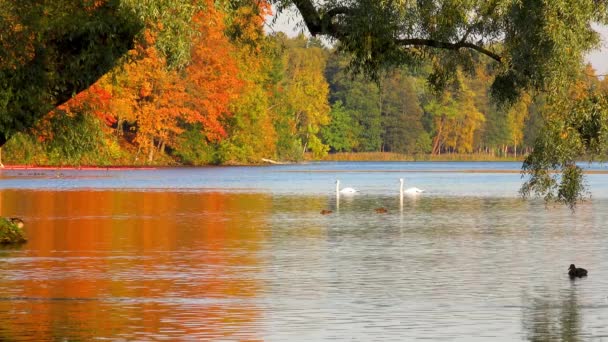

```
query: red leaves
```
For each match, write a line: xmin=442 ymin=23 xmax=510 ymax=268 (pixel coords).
xmin=57 ymin=84 xmax=115 ymax=126
xmin=35 ymin=0 xmax=278 ymax=163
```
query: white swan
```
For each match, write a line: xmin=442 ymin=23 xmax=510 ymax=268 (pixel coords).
xmin=400 ymin=178 xmax=424 ymax=195
xmin=336 ymin=180 xmax=358 ymax=194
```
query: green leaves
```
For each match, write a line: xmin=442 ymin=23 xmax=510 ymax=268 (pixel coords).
xmin=521 ymin=93 xmax=608 ymax=208
xmin=0 ymin=0 xmax=141 ymax=146
xmin=321 ymin=101 xmax=355 ymax=152
xmin=121 ymin=0 xmax=206 ymax=69
xmin=273 ymin=0 xmax=608 ymax=104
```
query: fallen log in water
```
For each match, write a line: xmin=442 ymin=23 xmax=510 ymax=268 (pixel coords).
xmin=261 ymin=158 xmax=290 ymax=165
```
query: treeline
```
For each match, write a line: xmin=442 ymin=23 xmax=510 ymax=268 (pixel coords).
xmin=4 ymin=1 xmax=607 ymax=166
xmin=324 ymin=58 xmax=608 ymax=158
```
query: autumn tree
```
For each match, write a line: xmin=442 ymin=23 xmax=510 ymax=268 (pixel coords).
xmin=0 ymin=0 xmax=140 ymax=147
xmin=506 ymin=93 xmax=532 ymax=157
xmin=281 ymin=35 xmax=331 ymax=158
xmin=424 ymin=92 xmax=459 ymax=155
xmin=185 ymin=0 xmax=243 ymax=143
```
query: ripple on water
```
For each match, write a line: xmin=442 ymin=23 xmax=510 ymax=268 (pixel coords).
xmin=1 ymin=187 xmax=608 ymax=340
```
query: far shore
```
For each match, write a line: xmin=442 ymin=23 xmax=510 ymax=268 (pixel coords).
xmin=0 ymin=165 xmax=157 ymax=171
xmin=1 ymin=152 xmax=529 ymax=170
xmin=308 ymin=152 xmax=526 ymax=162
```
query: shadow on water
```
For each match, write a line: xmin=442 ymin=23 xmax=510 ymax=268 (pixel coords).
xmin=522 ymin=286 xmax=583 ymax=342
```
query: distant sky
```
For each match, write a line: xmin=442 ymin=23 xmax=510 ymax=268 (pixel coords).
xmin=587 ymin=24 xmax=608 ymax=76
xmin=266 ymin=12 xmax=608 ymax=76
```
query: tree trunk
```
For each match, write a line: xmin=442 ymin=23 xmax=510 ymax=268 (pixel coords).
xmin=302 ymin=137 xmax=308 ymax=155
xmin=147 ymin=139 xmax=156 ymax=163
xmin=134 ymin=146 xmax=141 ymax=163
xmin=431 ymin=117 xmax=445 ymax=155
xmin=117 ymin=118 xmax=124 ymax=136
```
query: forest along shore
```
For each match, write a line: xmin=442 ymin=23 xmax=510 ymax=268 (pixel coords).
xmin=4 ymin=6 xmax=599 ymax=168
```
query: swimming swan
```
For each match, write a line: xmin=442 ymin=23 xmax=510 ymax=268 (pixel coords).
xmin=400 ymin=178 xmax=424 ymax=195
xmin=336 ymin=180 xmax=358 ymax=194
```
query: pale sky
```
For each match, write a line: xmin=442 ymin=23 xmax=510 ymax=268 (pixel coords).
xmin=587 ymin=24 xmax=608 ymax=76
xmin=266 ymin=12 xmax=608 ymax=76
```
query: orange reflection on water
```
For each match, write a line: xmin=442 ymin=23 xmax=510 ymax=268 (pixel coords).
xmin=0 ymin=190 xmax=268 ymax=340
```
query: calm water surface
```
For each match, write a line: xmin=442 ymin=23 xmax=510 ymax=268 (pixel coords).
xmin=1 ymin=162 xmax=608 ymax=341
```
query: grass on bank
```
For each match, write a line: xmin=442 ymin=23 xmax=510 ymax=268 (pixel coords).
xmin=308 ymin=152 xmax=526 ymax=162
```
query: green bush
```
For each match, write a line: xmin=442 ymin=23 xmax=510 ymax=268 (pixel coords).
xmin=0 ymin=218 xmax=27 ymax=245
xmin=3 ymin=133 xmax=47 ymax=165
xmin=172 ymin=124 xmax=218 ymax=165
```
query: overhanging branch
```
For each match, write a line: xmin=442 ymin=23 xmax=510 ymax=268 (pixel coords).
xmin=289 ymin=0 xmax=505 ymax=64
xmin=397 ymin=38 xmax=503 ymax=63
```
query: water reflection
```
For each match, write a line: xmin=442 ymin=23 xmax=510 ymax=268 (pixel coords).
xmin=523 ymin=287 xmax=583 ymax=342
xmin=0 ymin=190 xmax=267 ymax=340
xmin=1 ymin=189 xmax=608 ymax=340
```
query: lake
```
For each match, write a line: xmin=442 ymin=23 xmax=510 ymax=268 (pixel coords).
xmin=1 ymin=161 xmax=608 ymax=340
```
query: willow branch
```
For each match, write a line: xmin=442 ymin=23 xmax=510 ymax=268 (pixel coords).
xmin=397 ymin=38 xmax=503 ymax=63
xmin=291 ymin=0 xmax=504 ymax=64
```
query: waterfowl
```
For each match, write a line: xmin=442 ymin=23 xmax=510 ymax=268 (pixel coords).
xmin=320 ymin=209 xmax=333 ymax=215
xmin=374 ymin=207 xmax=388 ymax=214
xmin=8 ymin=217 xmax=24 ymax=229
xmin=568 ymin=264 xmax=588 ymax=278
xmin=400 ymin=178 xmax=424 ymax=195
xmin=336 ymin=180 xmax=358 ymax=194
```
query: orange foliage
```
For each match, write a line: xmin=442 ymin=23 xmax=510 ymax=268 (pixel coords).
xmin=58 ymin=84 xmax=115 ymax=126
xmin=29 ymin=0 xmax=274 ymax=162
xmin=34 ymin=82 xmax=114 ymax=142
xmin=186 ymin=0 xmax=244 ymax=142
xmin=229 ymin=0 xmax=272 ymax=51
xmin=84 ymin=0 xmax=107 ymax=11
xmin=118 ymin=29 xmax=195 ymax=159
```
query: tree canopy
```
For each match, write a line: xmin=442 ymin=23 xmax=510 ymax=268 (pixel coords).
xmin=274 ymin=0 xmax=607 ymax=97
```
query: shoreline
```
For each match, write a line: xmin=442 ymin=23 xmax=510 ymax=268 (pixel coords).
xmin=1 ymin=165 xmax=157 ymax=171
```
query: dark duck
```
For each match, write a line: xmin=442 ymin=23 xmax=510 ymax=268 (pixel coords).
xmin=568 ymin=264 xmax=588 ymax=278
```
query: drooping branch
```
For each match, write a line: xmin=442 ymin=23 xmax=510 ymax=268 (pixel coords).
xmin=289 ymin=0 xmax=504 ymax=64
xmin=396 ymin=38 xmax=503 ymax=63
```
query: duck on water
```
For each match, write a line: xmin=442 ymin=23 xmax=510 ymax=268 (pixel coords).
xmin=568 ymin=264 xmax=588 ymax=278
